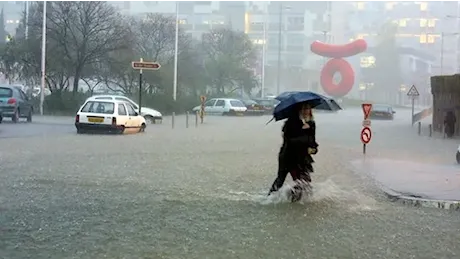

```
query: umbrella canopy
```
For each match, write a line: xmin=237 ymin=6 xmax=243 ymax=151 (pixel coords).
xmin=272 ymin=91 xmax=342 ymax=121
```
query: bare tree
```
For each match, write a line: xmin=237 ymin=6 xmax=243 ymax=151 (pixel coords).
xmin=201 ymin=28 xmax=257 ymax=95
xmin=32 ymin=1 xmax=132 ymax=95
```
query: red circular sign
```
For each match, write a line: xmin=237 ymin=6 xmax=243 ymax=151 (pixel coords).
xmin=361 ymin=127 xmax=372 ymax=144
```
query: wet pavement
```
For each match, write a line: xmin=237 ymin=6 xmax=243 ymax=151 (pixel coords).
xmin=1 ymin=112 xmax=460 ymax=258
xmin=352 ymin=159 xmax=460 ymax=201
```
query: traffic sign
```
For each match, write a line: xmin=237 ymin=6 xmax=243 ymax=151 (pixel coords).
xmin=362 ymin=119 xmax=371 ymax=127
xmin=200 ymin=95 xmax=207 ymax=103
xmin=362 ymin=103 xmax=372 ymax=119
xmin=361 ymin=127 xmax=372 ymax=144
xmin=131 ymin=61 xmax=161 ymax=70
xmin=407 ymin=84 xmax=420 ymax=97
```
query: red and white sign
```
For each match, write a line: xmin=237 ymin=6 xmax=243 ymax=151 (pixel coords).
xmin=362 ymin=103 xmax=372 ymax=119
xmin=361 ymin=127 xmax=372 ymax=144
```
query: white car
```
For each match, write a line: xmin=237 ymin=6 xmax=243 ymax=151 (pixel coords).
xmin=75 ymin=99 xmax=146 ymax=134
xmin=192 ymin=98 xmax=247 ymax=116
xmin=86 ymin=95 xmax=162 ymax=124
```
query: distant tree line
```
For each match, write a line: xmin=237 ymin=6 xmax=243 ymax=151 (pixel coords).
xmin=0 ymin=1 xmax=259 ymax=114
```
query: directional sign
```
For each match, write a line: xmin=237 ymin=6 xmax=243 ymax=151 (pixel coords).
xmin=361 ymin=127 xmax=372 ymax=144
xmin=362 ymin=103 xmax=373 ymax=119
xmin=407 ymin=84 xmax=420 ymax=97
xmin=131 ymin=61 xmax=161 ymax=70
xmin=200 ymin=95 xmax=207 ymax=103
xmin=362 ymin=119 xmax=371 ymax=127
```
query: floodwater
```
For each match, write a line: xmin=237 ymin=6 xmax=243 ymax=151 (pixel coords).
xmin=1 ymin=109 xmax=460 ymax=258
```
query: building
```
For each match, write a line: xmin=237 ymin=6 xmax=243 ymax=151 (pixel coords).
xmin=1 ymin=1 xmax=25 ymax=38
xmin=346 ymin=1 xmax=460 ymax=104
xmin=348 ymin=0 xmax=460 ymax=74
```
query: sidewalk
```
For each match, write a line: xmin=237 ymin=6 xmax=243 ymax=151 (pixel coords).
xmin=352 ymin=158 xmax=460 ymax=210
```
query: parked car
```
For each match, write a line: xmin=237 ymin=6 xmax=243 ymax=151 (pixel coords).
xmin=369 ymin=104 xmax=395 ymax=120
xmin=192 ymin=98 xmax=247 ymax=116
xmin=253 ymin=98 xmax=280 ymax=115
xmin=0 ymin=85 xmax=33 ymax=123
xmin=75 ymin=99 xmax=146 ymax=134
xmin=85 ymin=95 xmax=162 ymax=124
xmin=240 ymin=99 xmax=265 ymax=116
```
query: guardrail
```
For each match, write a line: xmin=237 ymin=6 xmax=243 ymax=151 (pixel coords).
xmin=412 ymin=107 xmax=433 ymax=124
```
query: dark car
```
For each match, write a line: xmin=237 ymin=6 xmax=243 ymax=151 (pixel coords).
xmin=241 ymin=99 xmax=265 ymax=116
xmin=0 ymin=85 xmax=33 ymax=123
xmin=253 ymin=98 xmax=280 ymax=115
xmin=369 ymin=104 xmax=395 ymax=120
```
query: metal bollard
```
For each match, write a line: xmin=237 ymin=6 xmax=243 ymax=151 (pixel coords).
xmin=417 ymin=122 xmax=421 ymax=135
xmin=429 ymin=124 xmax=432 ymax=137
xmin=186 ymin=111 xmax=189 ymax=128
xmin=172 ymin=112 xmax=175 ymax=129
xmin=195 ymin=111 xmax=198 ymax=128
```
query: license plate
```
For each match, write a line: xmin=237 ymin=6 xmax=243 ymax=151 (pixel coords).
xmin=88 ymin=117 xmax=103 ymax=123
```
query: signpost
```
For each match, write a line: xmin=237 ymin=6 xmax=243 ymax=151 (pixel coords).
xmin=131 ymin=58 xmax=161 ymax=114
xmin=361 ymin=103 xmax=373 ymax=154
xmin=361 ymin=127 xmax=372 ymax=154
xmin=407 ymin=84 xmax=420 ymax=125
xmin=200 ymin=95 xmax=206 ymax=124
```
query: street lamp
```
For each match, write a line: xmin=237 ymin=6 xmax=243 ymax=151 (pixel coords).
xmin=276 ymin=3 xmax=291 ymax=95
xmin=40 ymin=1 xmax=47 ymax=116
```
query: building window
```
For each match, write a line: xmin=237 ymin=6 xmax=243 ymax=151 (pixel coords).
xmin=253 ymin=39 xmax=266 ymax=45
xmin=398 ymin=19 xmax=407 ymax=27
xmin=360 ymin=56 xmax=376 ymax=68
xmin=420 ymin=18 xmax=427 ymax=27
xmin=124 ymin=1 xmax=130 ymax=9
xmin=428 ymin=19 xmax=436 ymax=27
xmin=356 ymin=2 xmax=365 ymax=10
xmin=356 ymin=33 xmax=367 ymax=39
xmin=179 ymin=19 xmax=187 ymax=24
xmin=419 ymin=34 xmax=427 ymax=43
xmin=427 ymin=34 xmax=435 ymax=43
xmin=385 ymin=2 xmax=395 ymax=10
xmin=420 ymin=2 xmax=428 ymax=11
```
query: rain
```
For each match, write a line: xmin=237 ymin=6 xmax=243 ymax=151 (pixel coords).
xmin=1 ymin=1 xmax=460 ymax=258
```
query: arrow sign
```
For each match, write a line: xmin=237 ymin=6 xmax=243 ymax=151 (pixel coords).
xmin=407 ymin=85 xmax=420 ymax=97
xmin=362 ymin=103 xmax=372 ymax=120
xmin=131 ymin=61 xmax=161 ymax=70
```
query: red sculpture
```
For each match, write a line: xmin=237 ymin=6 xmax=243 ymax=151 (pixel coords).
xmin=310 ymin=39 xmax=367 ymax=97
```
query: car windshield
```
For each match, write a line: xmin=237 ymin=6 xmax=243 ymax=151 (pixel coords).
xmin=230 ymin=100 xmax=246 ymax=108
xmin=0 ymin=87 xmax=12 ymax=98
xmin=256 ymin=99 xmax=275 ymax=106
xmin=81 ymin=101 xmax=115 ymax=114
xmin=373 ymin=105 xmax=391 ymax=112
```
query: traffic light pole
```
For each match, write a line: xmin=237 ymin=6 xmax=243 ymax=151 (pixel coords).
xmin=138 ymin=58 xmax=143 ymax=115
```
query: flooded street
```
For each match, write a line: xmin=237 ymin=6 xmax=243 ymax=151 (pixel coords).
xmin=1 ymin=110 xmax=460 ymax=258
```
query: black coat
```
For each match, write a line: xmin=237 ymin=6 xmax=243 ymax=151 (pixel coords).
xmin=279 ymin=116 xmax=318 ymax=170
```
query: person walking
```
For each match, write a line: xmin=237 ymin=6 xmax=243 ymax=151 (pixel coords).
xmin=268 ymin=102 xmax=318 ymax=200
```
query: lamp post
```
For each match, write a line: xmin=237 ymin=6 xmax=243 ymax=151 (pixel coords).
xmin=39 ymin=1 xmax=47 ymax=116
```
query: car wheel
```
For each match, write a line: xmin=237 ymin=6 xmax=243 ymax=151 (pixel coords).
xmin=140 ymin=123 xmax=146 ymax=132
xmin=0 ymin=115 xmax=3 ymax=124
xmin=144 ymin=115 xmax=155 ymax=124
xmin=456 ymin=151 xmax=460 ymax=164
xmin=27 ymin=111 xmax=32 ymax=123
xmin=77 ymin=128 xmax=85 ymax=134
xmin=12 ymin=110 xmax=19 ymax=123
xmin=117 ymin=126 xmax=125 ymax=134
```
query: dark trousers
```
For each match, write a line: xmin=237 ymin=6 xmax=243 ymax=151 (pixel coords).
xmin=269 ymin=154 xmax=312 ymax=194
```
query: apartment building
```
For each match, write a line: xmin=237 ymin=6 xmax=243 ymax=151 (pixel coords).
xmin=1 ymin=1 xmax=24 ymax=38
xmin=348 ymin=1 xmax=459 ymax=74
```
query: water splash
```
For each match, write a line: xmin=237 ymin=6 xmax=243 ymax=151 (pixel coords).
xmin=224 ymin=178 xmax=380 ymax=212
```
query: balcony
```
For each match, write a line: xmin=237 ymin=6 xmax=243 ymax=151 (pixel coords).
xmin=249 ymin=24 xmax=264 ymax=32
xmin=194 ymin=24 xmax=212 ymax=31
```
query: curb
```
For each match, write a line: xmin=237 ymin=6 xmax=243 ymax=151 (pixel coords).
xmin=381 ymin=186 xmax=460 ymax=211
